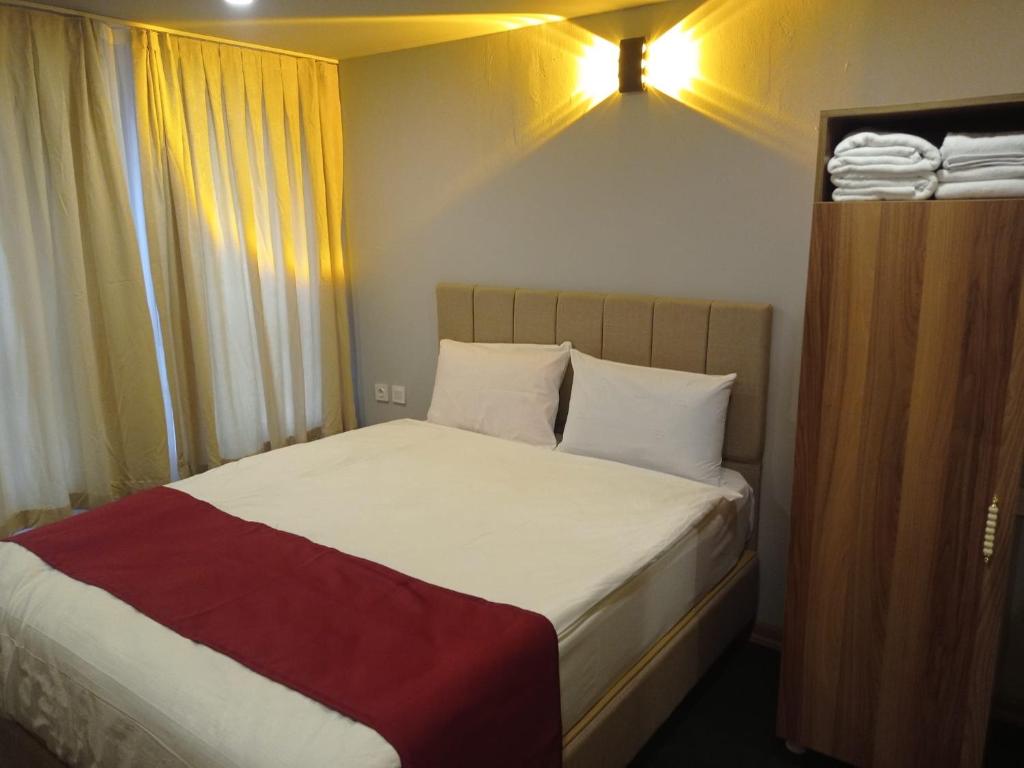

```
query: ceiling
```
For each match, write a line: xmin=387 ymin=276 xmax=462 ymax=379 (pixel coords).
xmin=44 ymin=1 xmax=661 ymax=59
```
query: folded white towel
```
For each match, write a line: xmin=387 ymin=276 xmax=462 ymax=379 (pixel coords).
xmin=943 ymin=156 xmax=1024 ymax=171
xmin=828 ymin=156 xmax=937 ymax=174
xmin=832 ymin=153 xmax=926 ymax=166
xmin=834 ymin=188 xmax=930 ymax=201
xmin=941 ymin=132 xmax=1024 ymax=170
xmin=827 ymin=134 xmax=942 ymax=200
xmin=838 ymin=145 xmax=919 ymax=159
xmin=937 ymin=166 xmax=1024 ymax=183
xmin=934 ymin=178 xmax=1024 ymax=199
xmin=833 ymin=180 xmax=937 ymax=201
xmin=831 ymin=169 xmax=937 ymax=183
xmin=941 ymin=132 xmax=1024 ymax=158
xmin=834 ymin=131 xmax=941 ymax=159
xmin=828 ymin=158 xmax=940 ymax=176
xmin=830 ymin=131 xmax=941 ymax=169
xmin=831 ymin=174 xmax=937 ymax=199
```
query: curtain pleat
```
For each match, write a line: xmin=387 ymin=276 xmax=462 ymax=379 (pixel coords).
xmin=313 ymin=61 xmax=358 ymax=434
xmin=132 ymin=29 xmax=356 ymax=474
xmin=133 ymin=30 xmax=221 ymax=471
xmin=221 ymin=47 xmax=286 ymax=450
xmin=0 ymin=8 xmax=170 ymax=535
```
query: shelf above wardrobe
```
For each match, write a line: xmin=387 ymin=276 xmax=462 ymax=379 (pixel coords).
xmin=814 ymin=93 xmax=1024 ymax=202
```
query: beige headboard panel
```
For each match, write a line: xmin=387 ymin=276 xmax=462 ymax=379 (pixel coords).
xmin=436 ymin=284 xmax=773 ymax=498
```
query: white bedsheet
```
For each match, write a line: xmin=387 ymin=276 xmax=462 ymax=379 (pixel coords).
xmin=0 ymin=419 xmax=749 ymax=768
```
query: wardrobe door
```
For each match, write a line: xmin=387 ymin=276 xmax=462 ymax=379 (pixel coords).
xmin=872 ymin=200 xmax=1024 ymax=768
xmin=779 ymin=200 xmax=1024 ymax=767
xmin=779 ymin=201 xmax=929 ymax=766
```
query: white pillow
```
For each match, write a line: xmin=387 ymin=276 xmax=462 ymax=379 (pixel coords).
xmin=427 ymin=340 xmax=571 ymax=448
xmin=556 ymin=349 xmax=736 ymax=484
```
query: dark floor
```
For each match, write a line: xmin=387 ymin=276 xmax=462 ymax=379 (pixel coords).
xmin=629 ymin=642 xmax=1024 ymax=767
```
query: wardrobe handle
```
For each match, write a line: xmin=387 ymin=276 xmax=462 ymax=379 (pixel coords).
xmin=983 ymin=496 xmax=999 ymax=565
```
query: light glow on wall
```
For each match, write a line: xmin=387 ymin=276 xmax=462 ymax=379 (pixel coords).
xmin=646 ymin=23 xmax=701 ymax=101
xmin=642 ymin=1 xmax=813 ymax=160
xmin=576 ymin=35 xmax=620 ymax=106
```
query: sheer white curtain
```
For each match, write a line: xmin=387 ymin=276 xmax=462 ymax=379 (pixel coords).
xmin=0 ymin=6 xmax=356 ymax=529
xmin=0 ymin=8 xmax=169 ymax=534
xmin=132 ymin=29 xmax=357 ymax=472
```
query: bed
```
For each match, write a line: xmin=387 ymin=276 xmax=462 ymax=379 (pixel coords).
xmin=0 ymin=283 xmax=773 ymax=768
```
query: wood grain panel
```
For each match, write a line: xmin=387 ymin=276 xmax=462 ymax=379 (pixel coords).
xmin=873 ymin=201 xmax=1024 ymax=767
xmin=949 ymin=204 xmax=1024 ymax=765
xmin=780 ymin=202 xmax=901 ymax=763
xmin=780 ymin=200 xmax=1024 ymax=768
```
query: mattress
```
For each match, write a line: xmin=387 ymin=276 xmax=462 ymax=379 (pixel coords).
xmin=0 ymin=419 xmax=751 ymax=768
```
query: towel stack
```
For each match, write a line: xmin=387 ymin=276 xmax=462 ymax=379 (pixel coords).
xmin=936 ymin=133 xmax=1024 ymax=199
xmin=828 ymin=132 xmax=940 ymax=201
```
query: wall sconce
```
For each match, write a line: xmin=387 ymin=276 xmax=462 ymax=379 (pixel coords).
xmin=579 ymin=25 xmax=698 ymax=105
xmin=618 ymin=37 xmax=647 ymax=93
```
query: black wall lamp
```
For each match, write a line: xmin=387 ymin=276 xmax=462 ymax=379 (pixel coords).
xmin=618 ymin=36 xmax=647 ymax=93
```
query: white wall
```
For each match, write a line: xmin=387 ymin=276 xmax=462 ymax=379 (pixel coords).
xmin=337 ymin=0 xmax=1024 ymax=647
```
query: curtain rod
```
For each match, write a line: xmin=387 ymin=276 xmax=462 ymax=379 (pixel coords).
xmin=1 ymin=0 xmax=340 ymax=65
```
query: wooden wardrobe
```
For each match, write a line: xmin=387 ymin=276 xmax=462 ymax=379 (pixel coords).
xmin=778 ymin=95 xmax=1024 ymax=767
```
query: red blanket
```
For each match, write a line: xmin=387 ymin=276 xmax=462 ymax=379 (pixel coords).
xmin=8 ymin=486 xmax=562 ymax=768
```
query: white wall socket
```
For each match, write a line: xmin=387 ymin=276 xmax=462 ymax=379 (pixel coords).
xmin=391 ymin=384 xmax=406 ymax=406
xmin=374 ymin=383 xmax=389 ymax=403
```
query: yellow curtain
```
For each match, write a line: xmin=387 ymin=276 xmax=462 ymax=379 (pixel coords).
xmin=0 ymin=7 xmax=170 ymax=535
xmin=132 ymin=29 xmax=356 ymax=473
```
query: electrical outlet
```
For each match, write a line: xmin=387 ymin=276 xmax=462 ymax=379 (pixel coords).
xmin=391 ymin=384 xmax=406 ymax=406
xmin=374 ymin=383 xmax=389 ymax=403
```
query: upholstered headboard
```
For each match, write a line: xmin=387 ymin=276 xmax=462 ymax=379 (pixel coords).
xmin=435 ymin=283 xmax=773 ymax=504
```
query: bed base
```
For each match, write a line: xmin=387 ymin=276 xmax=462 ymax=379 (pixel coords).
xmin=1 ymin=552 xmax=758 ymax=768
xmin=0 ymin=715 xmax=64 ymax=768
xmin=564 ymin=549 xmax=758 ymax=766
